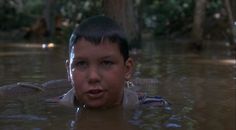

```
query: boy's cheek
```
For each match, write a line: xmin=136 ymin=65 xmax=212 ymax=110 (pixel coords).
xmin=69 ymin=71 xmax=81 ymax=86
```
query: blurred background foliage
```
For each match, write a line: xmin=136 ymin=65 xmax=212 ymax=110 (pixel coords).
xmin=0 ymin=0 xmax=234 ymax=46
xmin=0 ymin=0 xmax=42 ymax=30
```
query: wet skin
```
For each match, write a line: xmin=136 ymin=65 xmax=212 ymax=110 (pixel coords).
xmin=66 ymin=38 xmax=133 ymax=109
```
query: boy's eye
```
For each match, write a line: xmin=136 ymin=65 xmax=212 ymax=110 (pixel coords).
xmin=101 ymin=60 xmax=114 ymax=67
xmin=74 ymin=61 xmax=88 ymax=69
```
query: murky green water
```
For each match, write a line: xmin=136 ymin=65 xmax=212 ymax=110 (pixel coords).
xmin=0 ymin=43 xmax=67 ymax=85
xmin=0 ymin=41 xmax=235 ymax=130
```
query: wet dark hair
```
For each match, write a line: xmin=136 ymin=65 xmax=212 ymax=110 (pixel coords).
xmin=69 ymin=15 xmax=129 ymax=61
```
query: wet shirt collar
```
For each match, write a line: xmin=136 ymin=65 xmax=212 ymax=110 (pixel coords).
xmin=59 ymin=87 xmax=139 ymax=108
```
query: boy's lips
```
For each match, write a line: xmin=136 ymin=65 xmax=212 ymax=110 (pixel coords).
xmin=86 ymin=89 xmax=106 ymax=99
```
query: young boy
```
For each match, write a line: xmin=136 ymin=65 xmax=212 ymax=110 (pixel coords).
xmin=59 ymin=15 xmax=139 ymax=109
xmin=59 ymin=15 xmax=169 ymax=109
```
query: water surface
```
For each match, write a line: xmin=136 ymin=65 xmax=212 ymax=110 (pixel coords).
xmin=0 ymin=41 xmax=235 ymax=130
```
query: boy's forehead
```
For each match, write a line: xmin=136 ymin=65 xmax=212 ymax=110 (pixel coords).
xmin=70 ymin=39 xmax=121 ymax=56
xmin=72 ymin=38 xmax=120 ymax=50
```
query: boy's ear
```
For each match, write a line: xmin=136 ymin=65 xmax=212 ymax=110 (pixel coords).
xmin=65 ymin=59 xmax=71 ymax=82
xmin=125 ymin=58 xmax=134 ymax=80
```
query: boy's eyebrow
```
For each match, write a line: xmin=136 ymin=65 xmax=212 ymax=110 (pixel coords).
xmin=71 ymin=55 xmax=116 ymax=60
xmin=71 ymin=57 xmax=86 ymax=60
xmin=100 ymin=56 xmax=114 ymax=59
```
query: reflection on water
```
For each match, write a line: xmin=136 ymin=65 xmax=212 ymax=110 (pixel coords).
xmin=0 ymin=41 xmax=235 ymax=130
xmin=73 ymin=107 xmax=139 ymax=130
xmin=0 ymin=43 xmax=67 ymax=86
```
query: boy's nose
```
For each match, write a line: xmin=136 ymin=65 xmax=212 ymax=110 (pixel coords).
xmin=87 ymin=67 xmax=101 ymax=84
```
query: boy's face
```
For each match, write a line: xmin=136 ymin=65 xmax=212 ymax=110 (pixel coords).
xmin=67 ymin=38 xmax=133 ymax=109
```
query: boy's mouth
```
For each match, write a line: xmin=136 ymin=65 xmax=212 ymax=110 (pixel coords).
xmin=86 ymin=89 xmax=106 ymax=99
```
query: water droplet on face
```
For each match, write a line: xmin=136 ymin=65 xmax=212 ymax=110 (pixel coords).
xmin=76 ymin=107 xmax=80 ymax=113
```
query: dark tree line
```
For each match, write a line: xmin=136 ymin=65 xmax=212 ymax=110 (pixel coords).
xmin=0 ymin=0 xmax=235 ymax=49
xmin=192 ymin=0 xmax=235 ymax=49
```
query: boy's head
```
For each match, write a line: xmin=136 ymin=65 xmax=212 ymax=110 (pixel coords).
xmin=69 ymin=15 xmax=129 ymax=61
xmin=66 ymin=16 xmax=134 ymax=109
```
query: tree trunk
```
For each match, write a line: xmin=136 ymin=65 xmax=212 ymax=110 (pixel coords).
xmin=223 ymin=0 xmax=236 ymax=46
xmin=103 ymin=0 xmax=141 ymax=48
xmin=231 ymin=0 xmax=236 ymax=21
xmin=43 ymin=0 xmax=56 ymax=41
xmin=191 ymin=0 xmax=207 ymax=50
